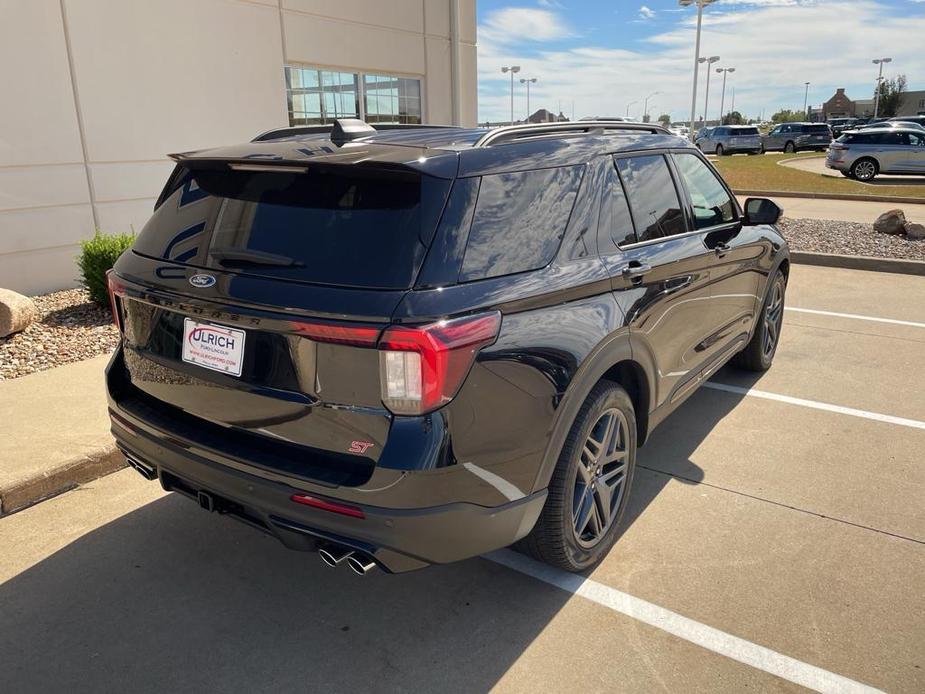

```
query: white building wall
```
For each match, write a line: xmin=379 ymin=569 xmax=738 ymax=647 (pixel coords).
xmin=0 ymin=0 xmax=477 ymax=296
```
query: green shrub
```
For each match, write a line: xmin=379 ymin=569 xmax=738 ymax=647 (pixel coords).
xmin=77 ymin=230 xmax=135 ymax=306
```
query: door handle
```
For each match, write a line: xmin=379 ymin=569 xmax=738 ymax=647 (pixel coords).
xmin=713 ymin=242 xmax=730 ymax=257
xmin=621 ymin=262 xmax=652 ymax=280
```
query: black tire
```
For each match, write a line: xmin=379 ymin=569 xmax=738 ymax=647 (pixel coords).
xmin=760 ymin=144 xmax=766 ymax=154
xmin=840 ymin=170 xmax=854 ymax=178
xmin=784 ymin=141 xmax=796 ymax=153
xmin=850 ymin=157 xmax=878 ymax=181
xmin=519 ymin=381 xmax=636 ymax=572
xmin=732 ymin=270 xmax=786 ymax=372
xmin=715 ymin=144 xmax=725 ymax=156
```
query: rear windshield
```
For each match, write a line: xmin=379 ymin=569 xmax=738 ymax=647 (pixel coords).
xmin=134 ymin=168 xmax=449 ymax=289
xmin=733 ymin=127 xmax=759 ymax=135
xmin=805 ymin=124 xmax=831 ymax=134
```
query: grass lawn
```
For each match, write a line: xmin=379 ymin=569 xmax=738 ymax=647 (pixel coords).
xmin=711 ymin=152 xmax=925 ymax=199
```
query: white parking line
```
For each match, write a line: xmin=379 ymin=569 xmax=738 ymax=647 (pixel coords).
xmin=486 ymin=550 xmax=884 ymax=694
xmin=787 ymin=307 xmax=925 ymax=330
xmin=704 ymin=382 xmax=925 ymax=431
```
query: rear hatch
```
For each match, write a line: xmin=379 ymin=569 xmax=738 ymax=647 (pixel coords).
xmin=729 ymin=127 xmax=760 ymax=146
xmin=801 ymin=124 xmax=832 ymax=145
xmin=111 ymin=152 xmax=454 ymax=484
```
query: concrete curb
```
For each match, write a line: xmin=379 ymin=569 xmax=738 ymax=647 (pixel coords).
xmin=0 ymin=444 xmax=125 ymax=516
xmin=734 ymin=189 xmax=925 ymax=205
xmin=791 ymin=251 xmax=925 ymax=276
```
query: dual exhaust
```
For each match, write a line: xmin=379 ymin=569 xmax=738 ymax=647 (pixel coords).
xmin=318 ymin=545 xmax=377 ymax=576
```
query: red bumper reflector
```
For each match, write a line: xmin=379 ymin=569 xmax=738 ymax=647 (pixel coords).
xmin=290 ymin=493 xmax=365 ymax=519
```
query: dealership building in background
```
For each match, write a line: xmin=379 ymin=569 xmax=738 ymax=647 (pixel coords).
xmin=1 ymin=0 xmax=477 ymax=295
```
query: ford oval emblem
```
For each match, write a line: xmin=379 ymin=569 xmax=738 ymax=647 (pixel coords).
xmin=189 ymin=274 xmax=216 ymax=288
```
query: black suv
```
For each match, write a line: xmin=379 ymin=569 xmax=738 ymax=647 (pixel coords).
xmin=106 ymin=119 xmax=788 ymax=574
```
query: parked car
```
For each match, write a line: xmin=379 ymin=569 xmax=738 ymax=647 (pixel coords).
xmin=826 ymin=127 xmax=925 ymax=180
xmin=888 ymin=115 xmax=925 ymax=128
xmin=106 ymin=118 xmax=789 ymax=574
xmin=762 ymin=122 xmax=832 ymax=153
xmin=857 ymin=120 xmax=925 ymax=132
xmin=696 ymin=125 xmax=762 ymax=155
xmin=827 ymin=118 xmax=860 ymax=137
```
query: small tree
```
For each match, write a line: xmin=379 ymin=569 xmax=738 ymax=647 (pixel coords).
xmin=657 ymin=113 xmax=671 ymax=125
xmin=722 ymin=111 xmax=744 ymax=125
xmin=876 ymin=74 xmax=907 ymax=117
xmin=641 ymin=113 xmax=651 ymax=123
xmin=771 ymin=109 xmax=805 ymax=123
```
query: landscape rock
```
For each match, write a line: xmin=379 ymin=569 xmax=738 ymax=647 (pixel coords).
xmin=905 ymin=222 xmax=925 ymax=240
xmin=873 ymin=209 xmax=906 ymax=235
xmin=0 ymin=289 xmax=38 ymax=338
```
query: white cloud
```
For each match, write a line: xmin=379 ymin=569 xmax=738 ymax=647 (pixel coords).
xmin=479 ymin=7 xmax=573 ymax=45
xmin=638 ymin=5 xmax=656 ymax=20
xmin=477 ymin=1 xmax=925 ymax=124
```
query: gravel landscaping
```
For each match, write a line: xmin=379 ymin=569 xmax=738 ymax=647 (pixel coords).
xmin=778 ymin=217 xmax=925 ymax=261
xmin=0 ymin=288 xmax=118 ymax=380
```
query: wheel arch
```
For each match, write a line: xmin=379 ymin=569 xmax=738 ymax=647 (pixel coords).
xmin=528 ymin=333 xmax=656 ymax=494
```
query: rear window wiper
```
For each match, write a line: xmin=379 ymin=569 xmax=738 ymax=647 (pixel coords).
xmin=209 ymin=247 xmax=305 ymax=268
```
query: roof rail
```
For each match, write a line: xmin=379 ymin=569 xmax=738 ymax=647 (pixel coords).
xmin=252 ymin=121 xmax=465 ymax=143
xmin=473 ymin=120 xmax=670 ymax=147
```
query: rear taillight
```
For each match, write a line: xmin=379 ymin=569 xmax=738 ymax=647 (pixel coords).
xmin=378 ymin=312 xmax=501 ymax=415
xmin=289 ymin=320 xmax=380 ymax=347
xmin=106 ymin=270 xmax=124 ymax=333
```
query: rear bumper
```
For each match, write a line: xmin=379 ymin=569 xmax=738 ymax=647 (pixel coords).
xmin=106 ymin=352 xmax=546 ymax=573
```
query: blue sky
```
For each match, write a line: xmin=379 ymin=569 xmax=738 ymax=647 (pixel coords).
xmin=475 ymin=0 xmax=925 ymax=123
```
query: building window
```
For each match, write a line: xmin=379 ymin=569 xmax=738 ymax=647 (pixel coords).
xmin=285 ymin=66 xmax=422 ymax=126
xmin=363 ymin=74 xmax=422 ymax=124
xmin=285 ymin=66 xmax=359 ymax=125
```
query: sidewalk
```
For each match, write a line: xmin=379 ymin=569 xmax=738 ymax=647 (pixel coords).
xmin=0 ymin=353 xmax=122 ymax=515
xmin=735 ymin=194 xmax=925 ymax=224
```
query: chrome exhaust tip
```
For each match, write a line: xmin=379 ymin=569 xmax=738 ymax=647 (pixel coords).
xmin=346 ymin=554 xmax=377 ymax=576
xmin=126 ymin=457 xmax=157 ymax=481
xmin=318 ymin=546 xmax=353 ymax=567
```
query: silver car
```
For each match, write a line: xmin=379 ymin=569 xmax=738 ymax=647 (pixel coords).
xmin=696 ymin=125 xmax=762 ymax=155
xmin=762 ymin=122 xmax=832 ymax=153
xmin=826 ymin=127 xmax=925 ymax=180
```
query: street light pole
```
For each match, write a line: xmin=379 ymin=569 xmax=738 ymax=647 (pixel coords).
xmin=700 ymin=55 xmax=720 ymax=125
xmin=803 ymin=81 xmax=810 ymax=119
xmin=625 ymin=100 xmax=638 ymax=118
xmin=716 ymin=67 xmax=735 ymax=122
xmin=520 ymin=77 xmax=537 ymax=121
xmin=501 ymin=65 xmax=521 ymax=125
xmin=643 ymin=91 xmax=660 ymax=122
xmin=679 ymin=0 xmax=716 ymax=141
xmin=872 ymin=57 xmax=892 ymax=119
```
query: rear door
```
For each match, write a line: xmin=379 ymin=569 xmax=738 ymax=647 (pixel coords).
xmin=597 ymin=153 xmax=718 ymax=409
xmin=894 ymin=132 xmax=925 ymax=172
xmin=873 ymin=131 xmax=908 ymax=172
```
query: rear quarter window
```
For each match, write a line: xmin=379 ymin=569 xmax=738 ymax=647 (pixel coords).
xmin=735 ymin=127 xmax=759 ymax=135
xmin=459 ymin=166 xmax=584 ymax=281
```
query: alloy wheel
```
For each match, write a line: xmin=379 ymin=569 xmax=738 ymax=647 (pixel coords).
xmin=763 ymin=277 xmax=784 ymax=359
xmin=572 ymin=408 xmax=629 ymax=548
xmin=853 ymin=160 xmax=876 ymax=181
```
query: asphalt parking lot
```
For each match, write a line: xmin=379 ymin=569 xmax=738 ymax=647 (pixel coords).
xmin=1 ymin=264 xmax=923 ymax=693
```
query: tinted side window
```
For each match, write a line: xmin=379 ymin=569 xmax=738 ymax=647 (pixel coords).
xmin=616 ymin=155 xmax=686 ymax=243
xmin=460 ymin=166 xmax=583 ymax=281
xmin=598 ymin=166 xmax=637 ymax=250
xmin=673 ymin=153 xmax=735 ymax=230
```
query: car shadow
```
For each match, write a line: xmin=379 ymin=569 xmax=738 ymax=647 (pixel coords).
xmin=0 ymin=369 xmax=760 ymax=693
xmin=614 ymin=366 xmax=762 ymax=544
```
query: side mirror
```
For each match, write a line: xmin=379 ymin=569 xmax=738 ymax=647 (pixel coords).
xmin=743 ymin=197 xmax=782 ymax=225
